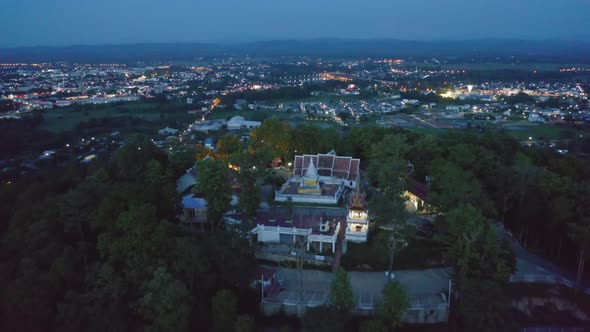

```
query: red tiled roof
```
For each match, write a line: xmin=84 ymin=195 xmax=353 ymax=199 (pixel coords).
xmin=256 ymin=267 xmax=276 ymax=281
xmin=407 ymin=178 xmax=428 ymax=201
xmin=317 ymin=154 xmax=333 ymax=168
xmin=256 ymin=211 xmax=345 ymax=235
xmin=293 ymin=152 xmax=360 ymax=182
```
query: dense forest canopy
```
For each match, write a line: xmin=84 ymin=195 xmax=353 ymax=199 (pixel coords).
xmin=1 ymin=114 xmax=589 ymax=331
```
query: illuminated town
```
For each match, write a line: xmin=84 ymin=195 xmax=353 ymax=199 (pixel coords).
xmin=2 ymin=1 xmax=590 ymax=331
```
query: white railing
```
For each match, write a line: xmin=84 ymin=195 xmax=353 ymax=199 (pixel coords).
xmin=309 ymin=234 xmax=336 ymax=242
xmin=257 ymin=224 xmax=312 ymax=236
xmin=345 ymin=231 xmax=368 ymax=242
xmin=347 ymin=216 xmax=368 ymax=223
xmin=274 ymin=180 xmax=345 ymax=204
xmin=275 ymin=192 xmax=340 ymax=204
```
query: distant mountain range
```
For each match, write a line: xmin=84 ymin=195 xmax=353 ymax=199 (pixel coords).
xmin=1 ymin=39 xmax=590 ymax=63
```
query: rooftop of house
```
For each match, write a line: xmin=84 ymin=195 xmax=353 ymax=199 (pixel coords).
xmin=182 ymin=194 xmax=207 ymax=209
xmin=407 ymin=177 xmax=428 ymax=201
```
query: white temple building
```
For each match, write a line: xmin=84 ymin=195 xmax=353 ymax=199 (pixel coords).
xmin=275 ymin=151 xmax=360 ymax=205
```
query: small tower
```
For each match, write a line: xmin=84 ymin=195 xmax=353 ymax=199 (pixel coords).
xmin=302 ymin=158 xmax=319 ymax=188
xmin=346 ymin=185 xmax=368 ymax=243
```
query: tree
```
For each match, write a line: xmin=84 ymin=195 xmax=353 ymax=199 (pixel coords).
xmin=328 ymin=268 xmax=355 ymax=313
xmin=234 ymin=315 xmax=256 ymax=332
xmin=376 ymin=280 xmax=409 ymax=330
xmin=568 ymin=180 xmax=590 ymax=290
xmin=193 ymin=158 xmax=232 ymax=231
xmin=109 ymin=135 xmax=163 ymax=181
xmin=430 ymin=159 xmax=495 ymax=216
xmin=293 ymin=235 xmax=309 ymax=301
xmin=172 ymin=237 xmax=211 ymax=292
xmin=358 ymin=319 xmax=387 ymax=332
xmin=138 ymin=266 xmax=191 ymax=332
xmin=249 ymin=118 xmax=293 ymax=161
xmin=211 ymin=289 xmax=238 ymax=332
xmin=292 ymin=124 xmax=339 ymax=155
xmin=459 ymin=279 xmax=516 ymax=332
xmin=436 ymin=205 xmax=516 ymax=330
xmin=238 ymin=170 xmax=260 ymax=219
xmin=207 ymin=232 xmax=256 ymax=292
xmin=217 ymin=135 xmax=242 ymax=158
xmin=368 ymin=134 xmax=409 ymax=197
xmin=436 ymin=205 xmax=513 ymax=284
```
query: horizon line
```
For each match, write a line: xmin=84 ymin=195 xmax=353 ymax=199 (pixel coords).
xmin=2 ymin=37 xmax=590 ymax=50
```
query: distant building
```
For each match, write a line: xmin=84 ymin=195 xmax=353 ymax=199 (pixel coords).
xmin=39 ymin=150 xmax=56 ymax=160
xmin=192 ymin=120 xmax=224 ymax=132
xmin=226 ymin=116 xmax=261 ymax=131
xmin=158 ymin=127 xmax=179 ymax=135
xmin=180 ymin=194 xmax=208 ymax=229
xmin=528 ymin=113 xmax=546 ymax=123
xmin=403 ymin=178 xmax=432 ymax=214
xmin=204 ymin=137 xmax=216 ymax=149
xmin=445 ymin=105 xmax=470 ymax=112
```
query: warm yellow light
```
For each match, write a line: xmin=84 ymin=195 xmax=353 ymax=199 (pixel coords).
xmin=440 ymin=91 xmax=455 ymax=98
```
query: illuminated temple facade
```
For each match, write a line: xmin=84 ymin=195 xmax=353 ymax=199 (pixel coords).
xmin=345 ymin=186 xmax=368 ymax=243
xmin=275 ymin=151 xmax=360 ymax=204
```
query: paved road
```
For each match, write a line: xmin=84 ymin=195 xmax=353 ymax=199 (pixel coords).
xmin=511 ymin=240 xmax=585 ymax=287
xmin=498 ymin=224 xmax=588 ymax=289
xmin=266 ymin=265 xmax=450 ymax=308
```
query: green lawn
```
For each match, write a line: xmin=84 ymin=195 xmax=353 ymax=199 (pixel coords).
xmin=502 ymin=123 xmax=587 ymax=141
xmin=41 ymin=102 xmax=196 ymax=133
xmin=405 ymin=123 xmax=589 ymax=142
xmin=413 ymin=62 xmax=589 ymax=71
xmin=267 ymin=94 xmax=366 ymax=104
xmin=405 ymin=127 xmax=449 ymax=136
xmin=341 ymin=229 xmax=445 ymax=271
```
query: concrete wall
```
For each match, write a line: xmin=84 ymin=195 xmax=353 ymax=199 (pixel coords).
xmin=255 ymin=251 xmax=332 ymax=266
xmin=261 ymin=302 xmax=449 ymax=324
xmin=258 ymin=230 xmax=280 ymax=243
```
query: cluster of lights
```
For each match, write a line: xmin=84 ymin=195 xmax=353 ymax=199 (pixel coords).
xmin=0 ymin=63 xmax=43 ymax=67
xmin=227 ymin=163 xmax=241 ymax=171
xmin=375 ymin=59 xmax=404 ymax=64
xmin=559 ymin=67 xmax=590 ymax=72
xmin=320 ymin=73 xmax=353 ymax=82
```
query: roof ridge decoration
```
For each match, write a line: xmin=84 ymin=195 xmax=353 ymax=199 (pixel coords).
xmin=349 ymin=185 xmax=366 ymax=209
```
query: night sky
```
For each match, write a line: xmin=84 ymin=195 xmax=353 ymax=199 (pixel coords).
xmin=2 ymin=0 xmax=589 ymax=47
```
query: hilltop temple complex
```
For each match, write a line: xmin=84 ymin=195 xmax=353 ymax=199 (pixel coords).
xmin=275 ymin=150 xmax=360 ymax=205
xmin=250 ymin=151 xmax=368 ymax=254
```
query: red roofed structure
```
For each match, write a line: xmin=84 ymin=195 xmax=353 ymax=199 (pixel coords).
xmin=293 ymin=150 xmax=360 ymax=188
xmin=276 ymin=150 xmax=361 ymax=204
